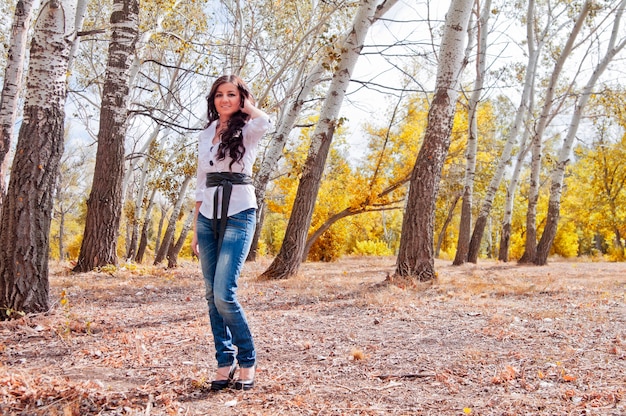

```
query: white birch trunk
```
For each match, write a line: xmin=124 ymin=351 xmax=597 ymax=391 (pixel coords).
xmin=67 ymin=0 xmax=88 ymax=70
xmin=395 ymin=0 xmax=473 ymax=281
xmin=0 ymin=0 xmax=39 ymax=203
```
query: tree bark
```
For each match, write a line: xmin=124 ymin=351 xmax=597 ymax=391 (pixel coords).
xmin=0 ymin=0 xmax=77 ymax=319
xmin=126 ymin=156 xmax=150 ymax=260
xmin=74 ymin=0 xmax=139 ymax=272
xmin=395 ymin=0 xmax=473 ymax=282
xmin=248 ymin=61 xmax=325 ymax=261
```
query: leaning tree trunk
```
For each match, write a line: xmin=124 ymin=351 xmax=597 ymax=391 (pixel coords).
xmin=468 ymin=0 xmax=543 ymax=263
xmin=0 ymin=0 xmax=77 ymax=319
xmin=167 ymin=209 xmax=193 ymax=268
xmin=73 ymin=0 xmax=139 ymax=272
xmin=519 ymin=0 xmax=591 ymax=264
xmin=453 ymin=0 xmax=491 ymax=265
xmin=248 ymin=2 xmax=397 ymax=261
xmin=154 ymin=175 xmax=191 ymax=265
xmin=436 ymin=194 xmax=461 ymax=258
xmin=535 ymin=0 xmax=626 ymax=265
xmin=394 ymin=0 xmax=473 ymax=282
xmin=261 ymin=0 xmax=398 ymax=280
xmin=248 ymin=60 xmax=324 ymax=261
xmin=0 ymin=0 xmax=37 ymax=207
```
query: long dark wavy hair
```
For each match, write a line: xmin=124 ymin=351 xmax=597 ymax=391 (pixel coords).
xmin=206 ymin=75 xmax=253 ymax=169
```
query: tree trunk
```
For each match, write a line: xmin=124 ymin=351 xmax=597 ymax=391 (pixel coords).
xmin=467 ymin=0 xmax=543 ymax=263
xmin=247 ymin=203 xmax=266 ymax=261
xmin=249 ymin=0 xmax=398 ymax=261
xmin=73 ymin=0 xmax=139 ymax=272
xmin=0 ymin=0 xmax=77 ymax=319
xmin=519 ymin=0 xmax=591 ymax=264
xmin=395 ymin=0 xmax=472 ymax=282
xmin=535 ymin=0 xmax=626 ymax=265
xmin=248 ymin=61 xmax=332 ymax=262
xmin=497 ymin=124 xmax=532 ymax=261
xmin=135 ymin=188 xmax=157 ymax=263
xmin=154 ymin=175 xmax=191 ymax=265
xmin=436 ymin=193 xmax=461 ymax=258
xmin=453 ymin=0 xmax=491 ymax=265
xmin=154 ymin=205 xmax=166 ymax=256
xmin=126 ymin=157 xmax=150 ymax=260
xmin=261 ymin=0 xmax=397 ymax=280
xmin=0 ymin=0 xmax=37 ymax=207
xmin=498 ymin=222 xmax=511 ymax=262
xmin=167 ymin=209 xmax=193 ymax=268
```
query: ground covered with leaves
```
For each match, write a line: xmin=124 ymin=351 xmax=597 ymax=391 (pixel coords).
xmin=0 ymin=257 xmax=624 ymax=415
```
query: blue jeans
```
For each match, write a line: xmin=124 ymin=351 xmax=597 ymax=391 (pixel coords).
xmin=196 ymin=209 xmax=256 ymax=369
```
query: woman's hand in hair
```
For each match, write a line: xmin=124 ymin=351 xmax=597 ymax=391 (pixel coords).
xmin=241 ymin=97 xmax=267 ymax=120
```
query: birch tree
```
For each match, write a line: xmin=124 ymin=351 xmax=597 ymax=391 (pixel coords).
xmin=394 ymin=0 xmax=473 ymax=282
xmin=0 ymin=0 xmax=38 ymax=206
xmin=245 ymin=2 xmax=349 ymax=260
xmin=519 ymin=0 xmax=592 ymax=263
xmin=467 ymin=0 xmax=547 ymax=262
xmin=0 ymin=0 xmax=78 ymax=319
xmin=260 ymin=0 xmax=399 ymax=280
xmin=453 ymin=0 xmax=492 ymax=265
xmin=73 ymin=0 xmax=139 ymax=272
xmin=535 ymin=0 xmax=626 ymax=265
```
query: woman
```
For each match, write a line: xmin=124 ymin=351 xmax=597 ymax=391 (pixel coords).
xmin=191 ymin=75 xmax=270 ymax=391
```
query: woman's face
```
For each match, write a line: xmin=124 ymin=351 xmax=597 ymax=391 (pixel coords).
xmin=214 ymin=82 xmax=241 ymax=120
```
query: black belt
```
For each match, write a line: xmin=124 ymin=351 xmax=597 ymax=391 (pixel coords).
xmin=206 ymin=172 xmax=253 ymax=255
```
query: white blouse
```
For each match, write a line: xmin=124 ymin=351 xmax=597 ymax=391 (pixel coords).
xmin=195 ymin=116 xmax=271 ymax=219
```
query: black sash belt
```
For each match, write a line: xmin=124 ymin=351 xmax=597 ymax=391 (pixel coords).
xmin=206 ymin=172 xmax=253 ymax=255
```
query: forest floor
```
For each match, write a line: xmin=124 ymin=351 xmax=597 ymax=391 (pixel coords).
xmin=0 ymin=257 xmax=624 ymax=416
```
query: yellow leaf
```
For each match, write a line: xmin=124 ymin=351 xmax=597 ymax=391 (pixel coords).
xmin=463 ymin=408 xmax=472 ymax=414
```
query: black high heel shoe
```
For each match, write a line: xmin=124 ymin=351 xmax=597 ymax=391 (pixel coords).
xmin=233 ymin=365 xmax=256 ymax=391
xmin=210 ymin=362 xmax=237 ymax=391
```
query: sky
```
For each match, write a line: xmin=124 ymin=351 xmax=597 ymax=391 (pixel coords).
xmin=340 ymin=0 xmax=456 ymax=159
